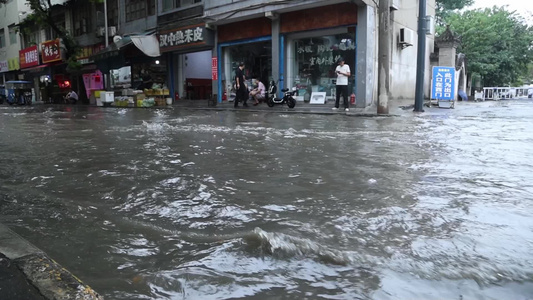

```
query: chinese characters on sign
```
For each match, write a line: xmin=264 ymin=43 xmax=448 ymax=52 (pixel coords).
xmin=298 ymin=41 xmax=355 ymax=67
xmin=431 ymin=66 xmax=456 ymax=100
xmin=159 ymin=26 xmax=204 ymax=48
xmin=41 ymin=39 xmax=62 ymax=63
xmin=19 ymin=45 xmax=40 ymax=69
xmin=8 ymin=58 xmax=19 ymax=71
xmin=77 ymin=44 xmax=105 ymax=64
xmin=211 ymin=57 xmax=218 ymax=80
xmin=0 ymin=60 xmax=8 ymax=73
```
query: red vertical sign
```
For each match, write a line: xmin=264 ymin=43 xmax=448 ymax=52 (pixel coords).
xmin=211 ymin=57 xmax=218 ymax=80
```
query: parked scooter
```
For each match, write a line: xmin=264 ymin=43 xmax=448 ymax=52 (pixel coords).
xmin=267 ymin=80 xmax=296 ymax=108
xmin=5 ymin=81 xmax=33 ymax=105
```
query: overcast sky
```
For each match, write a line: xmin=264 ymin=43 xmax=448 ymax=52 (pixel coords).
xmin=471 ymin=0 xmax=533 ymax=21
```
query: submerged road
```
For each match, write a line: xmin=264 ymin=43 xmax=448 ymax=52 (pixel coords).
xmin=1 ymin=100 xmax=532 ymax=299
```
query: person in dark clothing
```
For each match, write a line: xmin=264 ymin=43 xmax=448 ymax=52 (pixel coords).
xmin=234 ymin=62 xmax=248 ymax=107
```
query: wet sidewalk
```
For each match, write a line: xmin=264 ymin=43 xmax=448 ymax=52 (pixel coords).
xmin=0 ymin=223 xmax=102 ymax=300
xmin=169 ymin=98 xmax=408 ymax=116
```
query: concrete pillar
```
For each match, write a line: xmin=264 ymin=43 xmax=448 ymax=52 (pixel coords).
xmin=378 ymin=0 xmax=391 ymax=114
xmin=356 ymin=5 xmax=376 ymax=108
xmin=438 ymin=47 xmax=456 ymax=67
xmin=271 ymin=18 xmax=280 ymax=88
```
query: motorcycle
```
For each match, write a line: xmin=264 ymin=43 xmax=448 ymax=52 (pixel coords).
xmin=5 ymin=81 xmax=33 ymax=105
xmin=267 ymin=80 xmax=296 ymax=108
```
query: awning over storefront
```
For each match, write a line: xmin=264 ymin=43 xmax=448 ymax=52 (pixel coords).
xmin=91 ymin=34 xmax=160 ymax=73
xmin=22 ymin=63 xmax=51 ymax=72
xmin=92 ymin=36 xmax=133 ymax=62
xmin=131 ymin=35 xmax=160 ymax=57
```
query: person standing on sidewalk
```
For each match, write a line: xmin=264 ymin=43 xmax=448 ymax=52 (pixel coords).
xmin=234 ymin=62 xmax=248 ymax=107
xmin=333 ymin=57 xmax=351 ymax=112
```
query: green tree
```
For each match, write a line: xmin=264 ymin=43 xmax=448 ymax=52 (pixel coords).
xmin=23 ymin=0 xmax=103 ymax=70
xmin=445 ymin=6 xmax=533 ymax=86
xmin=26 ymin=0 xmax=78 ymax=69
xmin=436 ymin=0 xmax=474 ymax=25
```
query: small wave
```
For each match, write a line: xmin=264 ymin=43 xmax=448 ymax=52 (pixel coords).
xmin=243 ymin=227 xmax=362 ymax=265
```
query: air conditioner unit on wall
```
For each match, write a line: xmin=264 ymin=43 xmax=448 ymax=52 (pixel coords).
xmin=96 ymin=27 xmax=105 ymax=37
xmin=390 ymin=0 xmax=400 ymax=11
xmin=426 ymin=16 xmax=435 ymax=35
xmin=96 ymin=26 xmax=117 ymax=37
xmin=108 ymin=26 xmax=116 ymax=37
xmin=399 ymin=28 xmax=415 ymax=48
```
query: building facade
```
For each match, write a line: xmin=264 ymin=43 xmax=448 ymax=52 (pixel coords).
xmin=0 ymin=0 xmax=32 ymax=83
xmin=202 ymin=0 xmax=436 ymax=107
xmin=8 ymin=0 xmax=436 ymax=106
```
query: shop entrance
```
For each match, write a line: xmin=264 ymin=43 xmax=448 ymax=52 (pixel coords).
xmin=223 ymin=40 xmax=272 ymax=97
xmin=182 ymin=50 xmax=212 ymax=100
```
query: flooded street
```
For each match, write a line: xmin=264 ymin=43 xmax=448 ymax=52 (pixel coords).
xmin=1 ymin=101 xmax=532 ymax=299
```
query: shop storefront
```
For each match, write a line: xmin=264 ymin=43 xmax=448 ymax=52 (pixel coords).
xmin=217 ymin=18 xmax=272 ymax=103
xmin=76 ymin=43 xmax=106 ymax=104
xmin=214 ymin=2 xmax=358 ymax=104
xmin=158 ymin=23 xmax=215 ymax=102
xmin=282 ymin=3 xmax=357 ymax=103
xmin=92 ymin=34 xmax=165 ymax=106
xmin=285 ymin=29 xmax=356 ymax=102
xmin=1 ymin=57 xmax=22 ymax=86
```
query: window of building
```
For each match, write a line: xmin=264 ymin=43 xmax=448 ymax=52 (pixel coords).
xmin=290 ymin=32 xmax=356 ymax=100
xmin=107 ymin=0 xmax=119 ymax=27
xmin=125 ymin=0 xmax=155 ymax=22
xmin=162 ymin=0 xmax=201 ymax=12
xmin=222 ymin=40 xmax=272 ymax=97
xmin=44 ymin=14 xmax=64 ymax=41
xmin=0 ymin=29 xmax=5 ymax=48
xmin=9 ymin=25 xmax=17 ymax=45
xmin=73 ymin=2 xmax=92 ymax=36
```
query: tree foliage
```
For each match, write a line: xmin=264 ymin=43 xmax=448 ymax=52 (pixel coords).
xmin=25 ymin=0 xmax=81 ymax=70
xmin=444 ymin=6 xmax=533 ymax=86
xmin=436 ymin=0 xmax=474 ymax=25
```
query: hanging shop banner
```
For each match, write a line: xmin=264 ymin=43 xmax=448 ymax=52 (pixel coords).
xmin=77 ymin=44 xmax=105 ymax=64
xmin=211 ymin=57 xmax=218 ymax=80
xmin=431 ymin=66 xmax=455 ymax=100
xmin=0 ymin=60 xmax=8 ymax=73
xmin=41 ymin=39 xmax=62 ymax=64
xmin=158 ymin=23 xmax=214 ymax=53
xmin=8 ymin=57 xmax=19 ymax=71
xmin=19 ymin=45 xmax=40 ymax=69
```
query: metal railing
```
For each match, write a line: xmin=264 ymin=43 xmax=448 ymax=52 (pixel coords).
xmin=482 ymin=87 xmax=532 ymax=100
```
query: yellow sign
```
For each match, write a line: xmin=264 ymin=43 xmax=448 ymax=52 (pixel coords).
xmin=8 ymin=57 xmax=20 ymax=71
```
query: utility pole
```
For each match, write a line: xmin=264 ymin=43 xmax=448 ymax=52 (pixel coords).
xmin=104 ymin=0 xmax=110 ymax=90
xmin=377 ymin=0 xmax=391 ymax=114
xmin=414 ymin=0 xmax=426 ymax=112
xmin=104 ymin=0 xmax=109 ymax=48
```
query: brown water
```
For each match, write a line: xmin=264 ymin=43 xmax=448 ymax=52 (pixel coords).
xmin=1 ymin=101 xmax=532 ymax=299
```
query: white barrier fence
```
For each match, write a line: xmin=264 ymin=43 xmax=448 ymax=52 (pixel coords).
xmin=481 ymin=87 xmax=533 ymax=100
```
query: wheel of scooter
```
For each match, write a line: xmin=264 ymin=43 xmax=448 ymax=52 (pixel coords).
xmin=287 ymin=97 xmax=296 ymax=108
xmin=267 ymin=97 xmax=275 ymax=107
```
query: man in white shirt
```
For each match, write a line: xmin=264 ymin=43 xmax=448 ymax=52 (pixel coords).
xmin=333 ymin=57 xmax=351 ymax=112
xmin=249 ymin=79 xmax=266 ymax=106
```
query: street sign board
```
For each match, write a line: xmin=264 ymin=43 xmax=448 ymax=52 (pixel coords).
xmin=431 ymin=66 xmax=455 ymax=100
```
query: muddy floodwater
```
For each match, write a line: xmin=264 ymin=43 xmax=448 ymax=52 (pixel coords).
xmin=1 ymin=101 xmax=532 ymax=299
